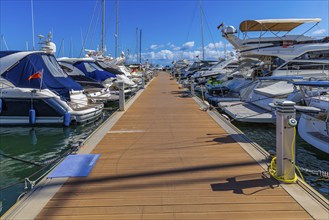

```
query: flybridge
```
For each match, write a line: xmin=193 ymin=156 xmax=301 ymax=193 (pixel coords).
xmin=221 ymin=18 xmax=325 ymax=53
xmin=238 ymin=18 xmax=321 ymax=32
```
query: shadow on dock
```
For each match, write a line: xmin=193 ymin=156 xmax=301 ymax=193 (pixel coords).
xmin=211 ymin=173 xmax=279 ymax=195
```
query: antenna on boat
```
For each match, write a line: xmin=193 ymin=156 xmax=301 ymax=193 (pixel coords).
xmin=31 ymin=0 xmax=35 ymax=50
xmin=199 ymin=0 xmax=205 ymax=60
xmin=38 ymin=32 xmax=56 ymax=54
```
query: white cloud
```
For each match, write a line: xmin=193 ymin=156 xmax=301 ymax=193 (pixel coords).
xmin=311 ymin=28 xmax=326 ymax=35
xmin=181 ymin=41 xmax=195 ymax=50
xmin=149 ymin=44 xmax=164 ymax=50
xmin=139 ymin=41 xmax=235 ymax=64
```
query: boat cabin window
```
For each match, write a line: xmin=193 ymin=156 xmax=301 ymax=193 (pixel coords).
xmin=230 ymin=60 xmax=259 ymax=75
xmin=278 ymin=62 xmax=329 ymax=70
xmin=42 ymin=55 xmax=67 ymax=77
xmin=60 ymin=64 xmax=84 ymax=76
xmin=84 ymin=62 xmax=104 ymax=72
xmin=60 ymin=64 xmax=73 ymax=73
xmin=225 ymin=62 xmax=239 ymax=70
xmin=294 ymin=50 xmax=329 ymax=60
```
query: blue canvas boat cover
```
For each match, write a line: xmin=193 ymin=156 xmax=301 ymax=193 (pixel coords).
xmin=293 ymin=81 xmax=329 ymax=87
xmin=1 ymin=51 xmax=83 ymax=100
xmin=258 ymin=76 xmax=304 ymax=81
xmin=74 ymin=61 xmax=116 ymax=82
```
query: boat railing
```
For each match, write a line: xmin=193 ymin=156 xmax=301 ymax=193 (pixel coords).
xmin=0 ymin=79 xmax=15 ymax=89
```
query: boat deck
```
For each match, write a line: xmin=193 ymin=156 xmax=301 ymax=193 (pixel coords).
xmin=4 ymin=72 xmax=327 ymax=219
xmin=218 ymin=101 xmax=276 ymax=123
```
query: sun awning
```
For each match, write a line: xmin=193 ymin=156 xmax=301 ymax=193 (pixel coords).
xmin=239 ymin=18 xmax=321 ymax=32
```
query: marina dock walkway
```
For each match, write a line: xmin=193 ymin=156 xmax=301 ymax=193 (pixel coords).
xmin=24 ymin=73 xmax=318 ymax=219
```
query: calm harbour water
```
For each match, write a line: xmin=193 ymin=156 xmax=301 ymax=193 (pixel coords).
xmin=0 ymin=97 xmax=328 ymax=216
xmin=0 ymin=104 xmax=117 ymax=216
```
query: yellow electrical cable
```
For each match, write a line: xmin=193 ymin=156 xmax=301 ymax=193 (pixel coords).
xmin=268 ymin=127 xmax=304 ymax=183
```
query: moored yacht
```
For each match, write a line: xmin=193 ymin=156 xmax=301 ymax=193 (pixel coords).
xmin=221 ymin=18 xmax=326 ymax=56
xmin=217 ymin=18 xmax=329 ymax=123
xmin=0 ymin=51 xmax=103 ymax=126
xmin=58 ymin=57 xmax=118 ymax=102
xmin=293 ymin=81 xmax=329 ymax=154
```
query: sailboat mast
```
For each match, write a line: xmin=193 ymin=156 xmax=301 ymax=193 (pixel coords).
xmin=139 ymin=29 xmax=142 ymax=64
xmin=199 ymin=0 xmax=205 ymax=60
xmin=31 ymin=0 xmax=35 ymax=50
xmin=115 ymin=0 xmax=119 ymax=58
xmin=101 ymin=0 xmax=105 ymax=54
xmin=136 ymin=28 xmax=138 ymax=63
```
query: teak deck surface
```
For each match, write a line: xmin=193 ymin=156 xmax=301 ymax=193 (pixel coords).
xmin=36 ymin=73 xmax=312 ymax=220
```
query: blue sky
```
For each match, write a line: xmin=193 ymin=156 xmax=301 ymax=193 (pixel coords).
xmin=1 ymin=0 xmax=328 ymax=65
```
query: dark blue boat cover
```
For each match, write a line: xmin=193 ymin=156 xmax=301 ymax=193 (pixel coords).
xmin=293 ymin=81 xmax=329 ymax=87
xmin=1 ymin=52 xmax=83 ymax=100
xmin=74 ymin=61 xmax=116 ymax=82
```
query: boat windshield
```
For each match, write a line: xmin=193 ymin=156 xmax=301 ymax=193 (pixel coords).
xmin=230 ymin=59 xmax=259 ymax=75
xmin=208 ymin=61 xmax=224 ymax=70
xmin=84 ymin=62 xmax=105 ymax=72
xmin=42 ymin=55 xmax=67 ymax=78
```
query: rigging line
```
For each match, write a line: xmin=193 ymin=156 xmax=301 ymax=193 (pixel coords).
xmin=56 ymin=38 xmax=64 ymax=57
xmin=0 ymin=152 xmax=41 ymax=167
xmin=79 ymin=0 xmax=99 ymax=58
xmin=201 ymin=7 xmax=219 ymax=54
xmin=185 ymin=1 xmax=198 ymax=42
xmin=294 ymin=22 xmax=320 ymax=41
xmin=1 ymin=35 xmax=9 ymax=50
xmin=90 ymin=3 xmax=101 ymax=49
xmin=0 ymin=140 xmax=83 ymax=192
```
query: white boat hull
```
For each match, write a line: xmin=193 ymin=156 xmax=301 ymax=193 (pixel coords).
xmin=298 ymin=113 xmax=329 ymax=154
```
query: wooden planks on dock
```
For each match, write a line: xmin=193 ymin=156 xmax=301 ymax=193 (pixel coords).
xmin=36 ymin=72 xmax=312 ymax=219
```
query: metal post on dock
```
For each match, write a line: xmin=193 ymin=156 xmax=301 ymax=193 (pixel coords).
xmin=275 ymin=100 xmax=297 ymax=180
xmin=190 ymin=82 xmax=195 ymax=96
xmin=141 ymin=72 xmax=145 ymax=89
xmin=119 ymin=81 xmax=125 ymax=111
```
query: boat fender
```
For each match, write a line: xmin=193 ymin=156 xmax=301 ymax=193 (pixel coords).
xmin=221 ymin=114 xmax=230 ymax=121
xmin=63 ymin=112 xmax=71 ymax=127
xmin=0 ymin=98 xmax=2 ymax=113
xmin=29 ymin=109 xmax=36 ymax=125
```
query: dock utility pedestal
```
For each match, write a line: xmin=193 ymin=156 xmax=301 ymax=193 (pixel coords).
xmin=275 ymin=100 xmax=297 ymax=181
xmin=119 ymin=82 xmax=125 ymax=111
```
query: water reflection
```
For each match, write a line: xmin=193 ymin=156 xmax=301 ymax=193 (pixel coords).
xmin=0 ymin=119 xmax=105 ymax=216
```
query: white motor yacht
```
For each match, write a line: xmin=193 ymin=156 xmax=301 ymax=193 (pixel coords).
xmin=294 ymin=81 xmax=329 ymax=154
xmin=58 ymin=58 xmax=118 ymax=102
xmin=217 ymin=18 xmax=329 ymax=123
xmin=0 ymin=51 xmax=103 ymax=126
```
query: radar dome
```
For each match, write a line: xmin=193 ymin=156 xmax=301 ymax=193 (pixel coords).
xmin=42 ymin=42 xmax=56 ymax=54
xmin=223 ymin=26 xmax=237 ymax=34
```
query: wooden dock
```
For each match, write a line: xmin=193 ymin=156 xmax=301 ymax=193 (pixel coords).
xmin=3 ymin=72 xmax=328 ymax=219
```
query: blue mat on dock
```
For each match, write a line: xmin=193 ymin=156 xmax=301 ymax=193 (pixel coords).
xmin=48 ymin=154 xmax=100 ymax=178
